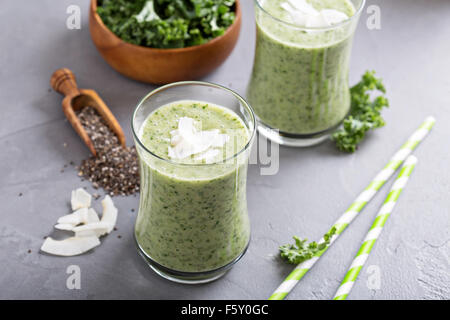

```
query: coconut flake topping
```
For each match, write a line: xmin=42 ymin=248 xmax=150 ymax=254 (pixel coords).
xmin=168 ymin=117 xmax=229 ymax=163
xmin=281 ymin=0 xmax=349 ymax=28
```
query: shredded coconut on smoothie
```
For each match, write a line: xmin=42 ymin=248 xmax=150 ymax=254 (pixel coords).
xmin=168 ymin=117 xmax=230 ymax=163
xmin=281 ymin=0 xmax=349 ymax=27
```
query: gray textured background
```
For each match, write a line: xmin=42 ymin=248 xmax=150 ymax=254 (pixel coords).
xmin=1 ymin=0 xmax=449 ymax=300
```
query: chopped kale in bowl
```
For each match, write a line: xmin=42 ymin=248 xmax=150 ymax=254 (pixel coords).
xmin=97 ymin=0 xmax=237 ymax=49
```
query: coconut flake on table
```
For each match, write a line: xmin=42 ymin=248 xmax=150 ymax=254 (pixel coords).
xmin=40 ymin=189 xmax=119 ymax=256
xmin=57 ymin=207 xmax=89 ymax=225
xmin=73 ymin=222 xmax=110 ymax=238
xmin=54 ymin=223 xmax=76 ymax=231
xmin=281 ymin=0 xmax=349 ymax=27
xmin=57 ymin=205 xmax=101 ymax=228
xmin=100 ymin=195 xmax=118 ymax=234
xmin=87 ymin=208 xmax=100 ymax=223
xmin=71 ymin=188 xmax=92 ymax=211
xmin=41 ymin=236 xmax=100 ymax=256
xmin=168 ymin=117 xmax=229 ymax=162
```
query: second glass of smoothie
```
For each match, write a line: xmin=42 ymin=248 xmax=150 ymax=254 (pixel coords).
xmin=247 ymin=0 xmax=365 ymax=146
xmin=132 ymin=82 xmax=255 ymax=284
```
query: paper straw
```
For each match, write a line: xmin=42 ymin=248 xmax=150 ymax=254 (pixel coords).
xmin=268 ymin=116 xmax=435 ymax=300
xmin=333 ymin=155 xmax=418 ymax=300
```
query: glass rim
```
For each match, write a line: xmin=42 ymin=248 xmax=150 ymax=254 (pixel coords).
xmin=254 ymin=0 xmax=366 ymax=31
xmin=131 ymin=81 xmax=256 ymax=167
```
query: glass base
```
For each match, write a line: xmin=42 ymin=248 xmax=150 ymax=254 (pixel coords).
xmin=257 ymin=120 xmax=340 ymax=147
xmin=135 ymin=236 xmax=249 ymax=284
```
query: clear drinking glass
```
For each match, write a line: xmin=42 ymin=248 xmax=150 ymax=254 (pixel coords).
xmin=247 ymin=0 xmax=365 ymax=147
xmin=131 ymin=82 xmax=256 ymax=284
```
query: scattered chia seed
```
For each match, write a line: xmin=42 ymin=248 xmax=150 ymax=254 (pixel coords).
xmin=18 ymin=193 xmax=23 ymax=197
xmin=27 ymin=250 xmax=32 ymax=254
xmin=76 ymin=107 xmax=139 ymax=197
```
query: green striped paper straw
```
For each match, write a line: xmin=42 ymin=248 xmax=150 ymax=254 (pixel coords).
xmin=333 ymin=155 xmax=418 ymax=300
xmin=268 ymin=116 xmax=435 ymax=300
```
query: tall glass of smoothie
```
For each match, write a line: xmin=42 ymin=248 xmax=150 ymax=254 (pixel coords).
xmin=132 ymin=82 xmax=255 ymax=284
xmin=247 ymin=0 xmax=365 ymax=146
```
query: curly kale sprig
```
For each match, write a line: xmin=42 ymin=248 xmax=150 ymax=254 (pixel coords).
xmin=331 ymin=71 xmax=389 ymax=153
xmin=280 ymin=227 xmax=337 ymax=265
xmin=97 ymin=0 xmax=236 ymax=49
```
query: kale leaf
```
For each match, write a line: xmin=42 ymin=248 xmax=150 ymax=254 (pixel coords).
xmin=331 ymin=71 xmax=389 ymax=153
xmin=97 ymin=0 xmax=236 ymax=49
xmin=280 ymin=227 xmax=337 ymax=265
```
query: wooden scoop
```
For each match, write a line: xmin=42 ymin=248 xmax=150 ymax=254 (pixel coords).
xmin=50 ymin=68 xmax=126 ymax=156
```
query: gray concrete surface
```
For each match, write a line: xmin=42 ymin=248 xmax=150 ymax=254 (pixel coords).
xmin=1 ymin=0 xmax=449 ymax=300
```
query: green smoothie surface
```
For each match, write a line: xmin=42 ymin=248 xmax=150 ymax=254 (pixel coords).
xmin=258 ymin=0 xmax=356 ymax=47
xmin=139 ymin=100 xmax=249 ymax=165
xmin=262 ymin=0 xmax=355 ymax=22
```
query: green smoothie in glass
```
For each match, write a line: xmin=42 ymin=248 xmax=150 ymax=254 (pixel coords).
xmin=132 ymin=83 xmax=255 ymax=283
xmin=247 ymin=0 xmax=364 ymax=146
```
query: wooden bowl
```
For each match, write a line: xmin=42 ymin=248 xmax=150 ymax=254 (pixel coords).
xmin=89 ymin=0 xmax=242 ymax=84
